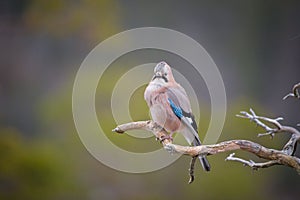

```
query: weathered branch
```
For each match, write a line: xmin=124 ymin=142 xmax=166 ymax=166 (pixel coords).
xmin=188 ymin=157 xmax=197 ymax=184
xmin=283 ymin=82 xmax=300 ymax=100
xmin=282 ymin=82 xmax=300 ymax=136
xmin=237 ymin=108 xmax=300 ymax=156
xmin=225 ymin=153 xmax=280 ymax=169
xmin=113 ymin=116 xmax=300 ymax=182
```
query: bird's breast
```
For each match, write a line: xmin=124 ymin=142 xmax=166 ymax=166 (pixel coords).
xmin=150 ymin=101 xmax=181 ymax=133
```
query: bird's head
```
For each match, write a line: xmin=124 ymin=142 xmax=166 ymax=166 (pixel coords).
xmin=152 ymin=61 xmax=175 ymax=83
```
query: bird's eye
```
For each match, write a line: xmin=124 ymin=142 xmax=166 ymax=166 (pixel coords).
xmin=164 ymin=73 xmax=167 ymax=76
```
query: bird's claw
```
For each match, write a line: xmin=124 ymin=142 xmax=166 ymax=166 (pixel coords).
xmin=164 ymin=144 xmax=176 ymax=154
xmin=160 ymin=135 xmax=173 ymax=143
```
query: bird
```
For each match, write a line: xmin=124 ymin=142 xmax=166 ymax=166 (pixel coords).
xmin=144 ymin=61 xmax=210 ymax=171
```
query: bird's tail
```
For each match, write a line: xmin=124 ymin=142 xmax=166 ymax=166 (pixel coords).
xmin=199 ymin=156 xmax=210 ymax=172
xmin=193 ymin=137 xmax=211 ymax=172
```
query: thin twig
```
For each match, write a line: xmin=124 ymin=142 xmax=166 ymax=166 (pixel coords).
xmin=236 ymin=108 xmax=283 ymax=138
xmin=188 ymin=157 xmax=197 ymax=184
xmin=283 ymin=82 xmax=300 ymax=100
xmin=237 ymin=109 xmax=300 ymax=155
xmin=225 ymin=153 xmax=280 ymax=170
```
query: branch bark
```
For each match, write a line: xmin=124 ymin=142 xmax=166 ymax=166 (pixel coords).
xmin=283 ymin=82 xmax=300 ymax=100
xmin=113 ymin=109 xmax=300 ymax=183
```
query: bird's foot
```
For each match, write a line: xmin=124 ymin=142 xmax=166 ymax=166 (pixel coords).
xmin=159 ymin=134 xmax=173 ymax=142
xmin=164 ymin=144 xmax=176 ymax=154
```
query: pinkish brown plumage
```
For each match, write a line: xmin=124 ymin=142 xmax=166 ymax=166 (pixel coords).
xmin=144 ymin=61 xmax=211 ymax=171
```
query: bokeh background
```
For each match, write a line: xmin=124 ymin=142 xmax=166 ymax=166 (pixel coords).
xmin=1 ymin=0 xmax=300 ymax=199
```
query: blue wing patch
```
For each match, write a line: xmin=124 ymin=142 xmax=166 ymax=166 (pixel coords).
xmin=168 ymin=98 xmax=183 ymax=118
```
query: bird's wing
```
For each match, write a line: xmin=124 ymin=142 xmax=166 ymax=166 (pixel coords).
xmin=167 ymin=86 xmax=210 ymax=171
xmin=166 ymin=87 xmax=201 ymax=145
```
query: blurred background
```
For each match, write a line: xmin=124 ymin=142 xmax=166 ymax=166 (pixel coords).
xmin=1 ymin=0 xmax=300 ymax=199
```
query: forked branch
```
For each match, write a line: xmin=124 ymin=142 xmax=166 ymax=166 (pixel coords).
xmin=113 ymin=110 xmax=300 ymax=183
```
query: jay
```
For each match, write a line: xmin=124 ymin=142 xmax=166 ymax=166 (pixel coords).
xmin=144 ymin=61 xmax=210 ymax=171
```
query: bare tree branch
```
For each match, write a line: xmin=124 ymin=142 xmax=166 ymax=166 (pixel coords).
xmin=237 ymin=109 xmax=300 ymax=155
xmin=283 ymin=82 xmax=300 ymax=100
xmin=113 ymin=118 xmax=300 ymax=178
xmin=236 ymin=108 xmax=283 ymax=138
xmin=225 ymin=153 xmax=280 ymax=169
xmin=188 ymin=157 xmax=197 ymax=184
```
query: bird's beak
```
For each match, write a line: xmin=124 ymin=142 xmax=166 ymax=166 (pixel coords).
xmin=152 ymin=72 xmax=162 ymax=80
xmin=152 ymin=72 xmax=168 ymax=82
xmin=155 ymin=72 xmax=162 ymax=77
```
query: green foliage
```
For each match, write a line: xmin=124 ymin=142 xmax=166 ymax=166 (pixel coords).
xmin=24 ymin=0 xmax=120 ymax=41
xmin=0 ymin=128 xmax=85 ymax=200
